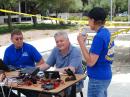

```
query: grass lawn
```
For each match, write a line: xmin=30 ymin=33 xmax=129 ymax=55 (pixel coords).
xmin=0 ymin=23 xmax=76 ymax=34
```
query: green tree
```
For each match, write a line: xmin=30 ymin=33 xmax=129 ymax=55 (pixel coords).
xmin=83 ymin=0 xmax=110 ymax=16
xmin=68 ymin=0 xmax=83 ymax=12
xmin=100 ymin=0 xmax=109 ymax=13
xmin=0 ymin=0 xmax=17 ymax=30
xmin=38 ymin=0 xmax=83 ymax=24
xmin=114 ymin=0 xmax=128 ymax=13
xmin=84 ymin=0 xmax=128 ymax=17
xmin=38 ymin=0 xmax=83 ymax=17
xmin=81 ymin=0 xmax=89 ymax=6
xmin=24 ymin=0 xmax=40 ymax=27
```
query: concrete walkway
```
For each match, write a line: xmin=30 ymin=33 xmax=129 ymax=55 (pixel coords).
xmin=0 ymin=32 xmax=130 ymax=97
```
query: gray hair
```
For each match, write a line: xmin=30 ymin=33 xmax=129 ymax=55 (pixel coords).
xmin=11 ymin=29 xmax=23 ymax=38
xmin=54 ymin=31 xmax=69 ymax=39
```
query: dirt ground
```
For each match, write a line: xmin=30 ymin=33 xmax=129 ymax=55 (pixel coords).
xmin=0 ymin=29 xmax=59 ymax=46
xmin=0 ymin=29 xmax=130 ymax=75
xmin=0 ymin=29 xmax=73 ymax=46
xmin=112 ymin=33 xmax=130 ymax=74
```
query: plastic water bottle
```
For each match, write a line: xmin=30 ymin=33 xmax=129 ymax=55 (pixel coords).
xmin=81 ymin=28 xmax=87 ymax=45
xmin=81 ymin=28 xmax=87 ymax=36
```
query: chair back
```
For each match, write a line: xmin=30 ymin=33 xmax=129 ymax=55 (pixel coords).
xmin=82 ymin=60 xmax=87 ymax=74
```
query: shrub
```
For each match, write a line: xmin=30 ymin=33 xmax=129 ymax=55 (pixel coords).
xmin=81 ymin=16 xmax=88 ymax=20
xmin=68 ymin=16 xmax=80 ymax=20
xmin=113 ymin=16 xmax=128 ymax=21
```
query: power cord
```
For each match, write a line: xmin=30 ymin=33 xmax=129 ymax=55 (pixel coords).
xmin=0 ymin=85 xmax=5 ymax=97
xmin=6 ymin=77 xmax=16 ymax=97
xmin=7 ymin=86 xmax=13 ymax=97
xmin=0 ymin=78 xmax=8 ymax=97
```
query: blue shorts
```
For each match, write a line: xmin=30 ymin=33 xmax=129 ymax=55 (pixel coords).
xmin=87 ymin=78 xmax=111 ymax=97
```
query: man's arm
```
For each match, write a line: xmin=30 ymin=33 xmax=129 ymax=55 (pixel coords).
xmin=77 ymin=33 xmax=104 ymax=67
xmin=55 ymin=47 xmax=82 ymax=74
xmin=79 ymin=43 xmax=99 ymax=67
xmin=36 ymin=58 xmax=50 ymax=70
xmin=3 ymin=50 xmax=9 ymax=66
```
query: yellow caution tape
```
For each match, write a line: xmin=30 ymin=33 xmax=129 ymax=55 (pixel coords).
xmin=111 ymin=28 xmax=130 ymax=38
xmin=0 ymin=9 xmax=121 ymax=26
xmin=0 ymin=9 xmax=65 ymax=21
xmin=0 ymin=9 xmax=130 ymax=28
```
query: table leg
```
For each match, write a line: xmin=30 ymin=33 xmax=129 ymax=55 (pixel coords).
xmin=70 ymin=84 xmax=76 ymax=97
xmin=17 ymin=90 xmax=21 ymax=97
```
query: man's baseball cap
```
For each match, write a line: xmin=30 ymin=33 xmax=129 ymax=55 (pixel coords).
xmin=87 ymin=7 xmax=106 ymax=21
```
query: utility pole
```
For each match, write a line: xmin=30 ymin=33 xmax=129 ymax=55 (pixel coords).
xmin=18 ymin=0 xmax=21 ymax=23
xmin=128 ymin=0 xmax=130 ymax=22
xmin=110 ymin=0 xmax=113 ymax=21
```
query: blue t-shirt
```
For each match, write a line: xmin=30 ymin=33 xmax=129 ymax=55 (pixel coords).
xmin=3 ymin=42 xmax=42 ymax=69
xmin=46 ymin=44 xmax=84 ymax=90
xmin=87 ymin=26 xmax=114 ymax=80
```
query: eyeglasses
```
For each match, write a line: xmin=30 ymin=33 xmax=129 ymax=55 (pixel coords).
xmin=15 ymin=37 xmax=23 ymax=41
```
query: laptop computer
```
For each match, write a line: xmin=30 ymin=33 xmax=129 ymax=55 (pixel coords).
xmin=20 ymin=67 xmax=40 ymax=76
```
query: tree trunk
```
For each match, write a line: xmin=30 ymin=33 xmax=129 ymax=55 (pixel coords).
xmin=56 ymin=10 xmax=59 ymax=24
xmin=51 ymin=19 xmax=53 ymax=24
xmin=32 ymin=16 xmax=37 ymax=27
xmin=7 ymin=13 xmax=12 ymax=30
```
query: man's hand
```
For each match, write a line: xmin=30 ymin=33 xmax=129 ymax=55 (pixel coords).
xmin=36 ymin=58 xmax=50 ymax=70
xmin=55 ymin=66 xmax=75 ymax=74
xmin=77 ymin=33 xmax=87 ymax=46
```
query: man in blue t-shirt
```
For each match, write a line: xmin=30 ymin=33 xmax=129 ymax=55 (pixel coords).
xmin=77 ymin=7 xmax=114 ymax=97
xmin=3 ymin=29 xmax=45 ymax=69
xmin=3 ymin=29 xmax=45 ymax=97
xmin=40 ymin=31 xmax=84 ymax=96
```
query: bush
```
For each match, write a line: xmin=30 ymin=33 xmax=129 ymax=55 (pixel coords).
xmin=81 ymin=16 xmax=88 ymax=20
xmin=59 ymin=20 xmax=65 ymax=25
xmin=113 ymin=16 xmax=128 ymax=21
xmin=106 ymin=16 xmax=110 ymax=21
xmin=68 ymin=16 xmax=80 ymax=20
xmin=68 ymin=16 xmax=88 ymax=21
